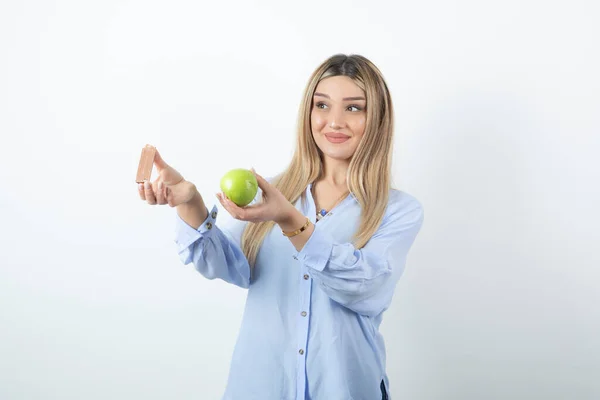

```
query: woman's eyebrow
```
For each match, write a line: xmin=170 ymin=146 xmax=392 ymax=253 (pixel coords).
xmin=314 ymin=92 xmax=366 ymax=101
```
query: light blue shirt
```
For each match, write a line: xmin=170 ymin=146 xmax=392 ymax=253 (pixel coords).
xmin=174 ymin=182 xmax=424 ymax=400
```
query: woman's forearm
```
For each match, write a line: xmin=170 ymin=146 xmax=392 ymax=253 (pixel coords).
xmin=176 ymin=189 xmax=208 ymax=229
xmin=278 ymin=208 xmax=315 ymax=252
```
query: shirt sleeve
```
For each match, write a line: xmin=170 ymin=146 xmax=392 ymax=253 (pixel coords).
xmin=296 ymin=196 xmax=424 ymax=317
xmin=174 ymin=204 xmax=251 ymax=288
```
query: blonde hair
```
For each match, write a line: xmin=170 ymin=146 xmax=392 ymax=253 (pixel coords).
xmin=241 ymin=54 xmax=395 ymax=271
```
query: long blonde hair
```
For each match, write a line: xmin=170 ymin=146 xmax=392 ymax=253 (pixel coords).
xmin=241 ymin=54 xmax=395 ymax=270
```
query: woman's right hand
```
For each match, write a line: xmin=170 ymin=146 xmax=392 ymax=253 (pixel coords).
xmin=137 ymin=149 xmax=198 ymax=207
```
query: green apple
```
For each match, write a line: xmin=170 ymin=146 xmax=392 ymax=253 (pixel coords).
xmin=220 ymin=168 xmax=258 ymax=207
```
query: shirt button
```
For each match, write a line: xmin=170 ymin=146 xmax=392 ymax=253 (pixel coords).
xmin=206 ymin=222 xmax=213 ymax=230
xmin=301 ymin=311 xmax=307 ymax=317
xmin=299 ymin=349 xmax=304 ymax=355
xmin=303 ymin=274 xmax=309 ymax=280
xmin=211 ymin=210 xmax=218 ymax=219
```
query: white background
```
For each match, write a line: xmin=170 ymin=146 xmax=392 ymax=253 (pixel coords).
xmin=1 ymin=0 xmax=599 ymax=399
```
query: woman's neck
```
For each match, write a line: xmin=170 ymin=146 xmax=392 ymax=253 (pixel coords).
xmin=318 ymin=156 xmax=349 ymax=189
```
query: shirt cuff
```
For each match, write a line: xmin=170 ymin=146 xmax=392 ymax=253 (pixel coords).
xmin=296 ymin=223 xmax=333 ymax=272
xmin=174 ymin=204 xmax=219 ymax=249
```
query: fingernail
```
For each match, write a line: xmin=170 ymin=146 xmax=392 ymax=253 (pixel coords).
xmin=144 ymin=181 xmax=150 ymax=188
xmin=138 ymin=183 xmax=143 ymax=190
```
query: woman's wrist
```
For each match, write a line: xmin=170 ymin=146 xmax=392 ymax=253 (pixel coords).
xmin=277 ymin=206 xmax=315 ymax=251
xmin=176 ymin=185 xmax=208 ymax=226
xmin=277 ymin=207 xmax=308 ymax=232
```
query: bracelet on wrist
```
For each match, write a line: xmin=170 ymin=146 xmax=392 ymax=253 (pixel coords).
xmin=282 ymin=217 xmax=311 ymax=238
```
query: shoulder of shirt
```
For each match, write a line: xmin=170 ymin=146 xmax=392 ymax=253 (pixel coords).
xmin=385 ymin=188 xmax=424 ymax=221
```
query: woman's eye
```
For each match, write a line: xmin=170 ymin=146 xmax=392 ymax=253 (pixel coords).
xmin=315 ymin=102 xmax=328 ymax=109
xmin=347 ymin=105 xmax=362 ymax=112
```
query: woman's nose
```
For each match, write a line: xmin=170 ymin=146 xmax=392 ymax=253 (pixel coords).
xmin=328 ymin=109 xmax=346 ymax=130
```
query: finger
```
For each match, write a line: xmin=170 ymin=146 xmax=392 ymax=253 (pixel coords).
xmin=138 ymin=183 xmax=146 ymax=200
xmin=155 ymin=181 xmax=167 ymax=205
xmin=218 ymin=193 xmax=248 ymax=220
xmin=252 ymin=170 xmax=271 ymax=194
xmin=216 ymin=193 xmax=238 ymax=219
xmin=162 ymin=182 xmax=169 ymax=204
xmin=153 ymin=149 xmax=168 ymax=171
xmin=166 ymin=187 xmax=176 ymax=207
xmin=216 ymin=193 xmax=227 ymax=212
xmin=144 ymin=181 xmax=157 ymax=205
xmin=219 ymin=193 xmax=265 ymax=222
xmin=217 ymin=193 xmax=240 ymax=219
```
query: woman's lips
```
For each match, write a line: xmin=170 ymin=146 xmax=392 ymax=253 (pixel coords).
xmin=325 ymin=133 xmax=350 ymax=143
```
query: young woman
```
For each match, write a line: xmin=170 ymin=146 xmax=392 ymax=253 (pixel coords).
xmin=138 ymin=54 xmax=424 ymax=400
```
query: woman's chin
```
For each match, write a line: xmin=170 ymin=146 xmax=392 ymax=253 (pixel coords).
xmin=320 ymin=149 xmax=354 ymax=161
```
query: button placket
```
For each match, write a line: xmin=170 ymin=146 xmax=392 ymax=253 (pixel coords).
xmin=295 ymin=267 xmax=312 ymax=400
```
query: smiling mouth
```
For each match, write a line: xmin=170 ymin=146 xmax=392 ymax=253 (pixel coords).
xmin=325 ymin=132 xmax=350 ymax=143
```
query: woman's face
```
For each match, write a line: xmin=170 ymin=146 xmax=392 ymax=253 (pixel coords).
xmin=310 ymin=75 xmax=367 ymax=161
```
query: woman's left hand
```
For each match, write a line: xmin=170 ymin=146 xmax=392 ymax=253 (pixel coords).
xmin=216 ymin=170 xmax=297 ymax=225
